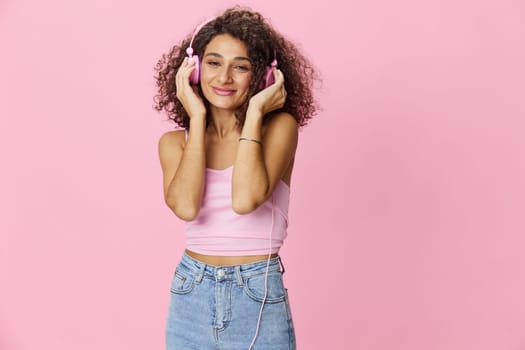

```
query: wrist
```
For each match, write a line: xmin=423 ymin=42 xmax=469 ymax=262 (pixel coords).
xmin=189 ymin=114 xmax=206 ymax=126
xmin=246 ymin=104 xmax=264 ymax=119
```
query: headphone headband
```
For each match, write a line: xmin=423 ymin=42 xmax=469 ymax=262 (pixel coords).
xmin=186 ymin=16 xmax=277 ymax=62
xmin=186 ymin=16 xmax=217 ymax=57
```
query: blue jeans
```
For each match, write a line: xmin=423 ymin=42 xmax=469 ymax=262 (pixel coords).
xmin=165 ymin=252 xmax=296 ymax=350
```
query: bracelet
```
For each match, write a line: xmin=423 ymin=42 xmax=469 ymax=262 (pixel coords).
xmin=239 ymin=137 xmax=262 ymax=145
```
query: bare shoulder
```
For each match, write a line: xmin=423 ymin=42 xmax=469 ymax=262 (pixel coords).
xmin=158 ymin=130 xmax=186 ymax=169
xmin=158 ymin=129 xmax=185 ymax=150
xmin=262 ymin=112 xmax=299 ymax=138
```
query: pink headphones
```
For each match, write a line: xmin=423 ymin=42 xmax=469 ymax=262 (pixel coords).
xmin=186 ymin=17 xmax=278 ymax=89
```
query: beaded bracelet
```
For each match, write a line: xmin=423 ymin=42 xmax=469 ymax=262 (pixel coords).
xmin=239 ymin=137 xmax=263 ymax=145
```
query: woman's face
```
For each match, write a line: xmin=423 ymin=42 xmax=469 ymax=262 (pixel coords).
xmin=200 ymin=34 xmax=253 ymax=112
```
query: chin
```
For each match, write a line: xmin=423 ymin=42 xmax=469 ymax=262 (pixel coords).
xmin=204 ymin=94 xmax=245 ymax=112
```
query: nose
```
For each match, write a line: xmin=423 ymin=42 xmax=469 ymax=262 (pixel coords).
xmin=217 ymin=66 xmax=233 ymax=84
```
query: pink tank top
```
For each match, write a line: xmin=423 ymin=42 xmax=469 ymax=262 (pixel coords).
xmin=183 ymin=130 xmax=290 ymax=256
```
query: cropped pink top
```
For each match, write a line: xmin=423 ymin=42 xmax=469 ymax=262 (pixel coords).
xmin=183 ymin=131 xmax=290 ymax=256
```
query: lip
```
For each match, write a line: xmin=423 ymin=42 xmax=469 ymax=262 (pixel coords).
xmin=212 ymin=87 xmax=236 ymax=96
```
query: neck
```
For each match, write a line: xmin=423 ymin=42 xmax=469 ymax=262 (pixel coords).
xmin=208 ymin=108 xmax=240 ymax=138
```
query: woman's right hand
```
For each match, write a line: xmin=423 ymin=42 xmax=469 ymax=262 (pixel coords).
xmin=175 ymin=57 xmax=206 ymax=119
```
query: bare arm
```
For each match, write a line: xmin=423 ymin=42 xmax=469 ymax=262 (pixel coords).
xmin=158 ymin=119 xmax=207 ymax=221
xmin=232 ymin=111 xmax=298 ymax=214
xmin=232 ymin=68 xmax=297 ymax=214
xmin=158 ymin=57 xmax=208 ymax=221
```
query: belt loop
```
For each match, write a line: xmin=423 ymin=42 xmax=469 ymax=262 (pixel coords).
xmin=278 ymin=256 xmax=286 ymax=274
xmin=234 ymin=266 xmax=244 ymax=286
xmin=195 ymin=262 xmax=206 ymax=284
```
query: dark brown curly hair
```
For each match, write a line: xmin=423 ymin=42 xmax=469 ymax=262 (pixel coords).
xmin=153 ymin=6 xmax=319 ymax=130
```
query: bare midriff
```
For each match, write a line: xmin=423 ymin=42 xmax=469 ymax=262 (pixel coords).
xmin=185 ymin=249 xmax=278 ymax=266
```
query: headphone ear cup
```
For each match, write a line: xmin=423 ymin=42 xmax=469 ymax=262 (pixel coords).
xmin=189 ymin=55 xmax=200 ymax=85
xmin=264 ymin=66 xmax=275 ymax=88
xmin=260 ymin=66 xmax=275 ymax=90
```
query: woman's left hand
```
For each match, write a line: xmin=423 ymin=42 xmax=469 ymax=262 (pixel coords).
xmin=247 ymin=68 xmax=287 ymax=116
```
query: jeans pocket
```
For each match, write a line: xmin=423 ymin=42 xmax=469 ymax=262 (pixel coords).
xmin=242 ymin=271 xmax=286 ymax=303
xmin=169 ymin=268 xmax=195 ymax=295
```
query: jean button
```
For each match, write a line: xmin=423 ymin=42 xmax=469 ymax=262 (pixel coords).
xmin=217 ymin=269 xmax=225 ymax=278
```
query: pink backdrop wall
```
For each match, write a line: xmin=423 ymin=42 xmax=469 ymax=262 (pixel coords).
xmin=2 ymin=0 xmax=525 ymax=349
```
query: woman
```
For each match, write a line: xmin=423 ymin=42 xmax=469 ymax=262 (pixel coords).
xmin=154 ymin=6 xmax=317 ymax=350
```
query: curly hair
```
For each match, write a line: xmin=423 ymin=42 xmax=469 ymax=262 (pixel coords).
xmin=153 ymin=6 xmax=319 ymax=130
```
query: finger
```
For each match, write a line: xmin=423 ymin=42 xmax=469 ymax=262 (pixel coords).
xmin=177 ymin=57 xmax=195 ymax=78
xmin=275 ymin=68 xmax=285 ymax=85
xmin=177 ymin=59 xmax=196 ymax=90
xmin=175 ymin=58 xmax=188 ymax=87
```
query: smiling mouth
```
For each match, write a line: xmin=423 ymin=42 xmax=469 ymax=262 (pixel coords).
xmin=212 ymin=87 xmax=236 ymax=96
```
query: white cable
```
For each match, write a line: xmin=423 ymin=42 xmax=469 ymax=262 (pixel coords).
xmin=248 ymin=195 xmax=275 ymax=350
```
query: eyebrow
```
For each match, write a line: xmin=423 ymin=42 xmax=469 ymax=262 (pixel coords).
xmin=204 ymin=52 xmax=251 ymax=63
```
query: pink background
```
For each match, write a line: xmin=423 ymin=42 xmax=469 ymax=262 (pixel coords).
xmin=2 ymin=0 xmax=525 ymax=349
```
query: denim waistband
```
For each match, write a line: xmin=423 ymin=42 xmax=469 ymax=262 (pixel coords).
xmin=178 ymin=252 xmax=285 ymax=284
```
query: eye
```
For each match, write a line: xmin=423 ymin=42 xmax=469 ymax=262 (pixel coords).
xmin=206 ymin=61 xmax=220 ymax=67
xmin=234 ymin=65 xmax=251 ymax=72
